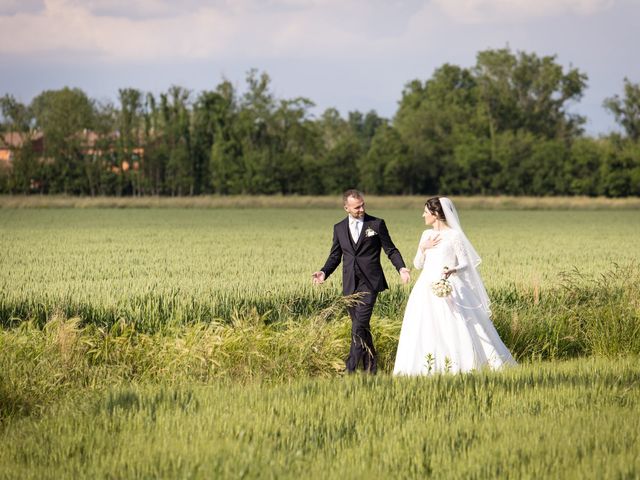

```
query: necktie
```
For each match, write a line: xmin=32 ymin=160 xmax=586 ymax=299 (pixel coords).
xmin=351 ymin=220 xmax=360 ymax=242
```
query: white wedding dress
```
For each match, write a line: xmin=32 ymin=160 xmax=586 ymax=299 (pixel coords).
xmin=393 ymin=227 xmax=516 ymax=375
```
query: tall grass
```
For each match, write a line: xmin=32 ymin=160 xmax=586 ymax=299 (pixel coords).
xmin=491 ymin=263 xmax=640 ymax=359
xmin=2 ymin=264 xmax=638 ymax=421
xmin=1 ymin=358 xmax=638 ymax=479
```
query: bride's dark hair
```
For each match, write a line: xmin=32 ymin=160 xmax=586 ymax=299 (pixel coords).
xmin=425 ymin=197 xmax=446 ymax=220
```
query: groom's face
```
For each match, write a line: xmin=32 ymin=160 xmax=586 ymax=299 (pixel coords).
xmin=344 ymin=196 xmax=365 ymax=219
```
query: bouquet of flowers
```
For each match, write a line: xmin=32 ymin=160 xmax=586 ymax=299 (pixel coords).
xmin=431 ymin=267 xmax=453 ymax=297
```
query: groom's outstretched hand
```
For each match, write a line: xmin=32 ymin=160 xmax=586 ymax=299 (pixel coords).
xmin=399 ymin=267 xmax=411 ymax=284
xmin=312 ymin=271 xmax=326 ymax=284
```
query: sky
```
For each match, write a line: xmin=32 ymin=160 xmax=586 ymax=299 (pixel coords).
xmin=0 ymin=0 xmax=639 ymax=135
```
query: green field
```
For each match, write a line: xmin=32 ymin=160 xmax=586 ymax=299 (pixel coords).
xmin=1 ymin=206 xmax=639 ymax=478
xmin=1 ymin=208 xmax=638 ymax=325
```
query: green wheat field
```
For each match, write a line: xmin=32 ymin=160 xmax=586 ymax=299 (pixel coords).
xmin=1 ymin=201 xmax=639 ymax=478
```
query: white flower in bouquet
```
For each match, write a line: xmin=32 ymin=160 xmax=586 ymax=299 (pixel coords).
xmin=431 ymin=267 xmax=453 ymax=297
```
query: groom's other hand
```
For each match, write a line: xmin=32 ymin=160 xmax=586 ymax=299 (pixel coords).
xmin=312 ymin=271 xmax=326 ymax=284
xmin=399 ymin=267 xmax=411 ymax=284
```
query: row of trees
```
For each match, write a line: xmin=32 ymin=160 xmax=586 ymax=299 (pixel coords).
xmin=1 ymin=48 xmax=639 ymax=196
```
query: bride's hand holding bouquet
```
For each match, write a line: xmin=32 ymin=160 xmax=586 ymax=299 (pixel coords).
xmin=431 ymin=266 xmax=453 ymax=297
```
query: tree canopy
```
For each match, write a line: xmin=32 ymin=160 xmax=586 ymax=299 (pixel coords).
xmin=1 ymin=48 xmax=638 ymax=197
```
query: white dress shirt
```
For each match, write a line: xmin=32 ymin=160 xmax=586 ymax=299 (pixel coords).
xmin=349 ymin=216 xmax=363 ymax=243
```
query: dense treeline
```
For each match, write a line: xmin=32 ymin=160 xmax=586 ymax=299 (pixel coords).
xmin=1 ymin=48 xmax=639 ymax=197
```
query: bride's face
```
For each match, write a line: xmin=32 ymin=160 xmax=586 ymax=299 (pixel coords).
xmin=423 ymin=206 xmax=436 ymax=225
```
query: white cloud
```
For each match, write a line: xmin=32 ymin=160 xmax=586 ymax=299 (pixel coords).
xmin=432 ymin=0 xmax=615 ymax=23
xmin=0 ymin=0 xmax=422 ymax=61
xmin=0 ymin=0 xmax=624 ymax=64
xmin=0 ymin=0 xmax=235 ymax=60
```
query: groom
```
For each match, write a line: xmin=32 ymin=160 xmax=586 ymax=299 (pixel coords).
xmin=312 ymin=189 xmax=410 ymax=374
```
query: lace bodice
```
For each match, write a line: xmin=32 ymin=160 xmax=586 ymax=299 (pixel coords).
xmin=413 ymin=229 xmax=470 ymax=281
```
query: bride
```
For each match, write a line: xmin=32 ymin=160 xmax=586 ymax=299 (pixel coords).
xmin=393 ymin=197 xmax=516 ymax=375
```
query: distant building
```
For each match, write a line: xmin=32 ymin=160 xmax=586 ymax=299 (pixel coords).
xmin=0 ymin=130 xmax=143 ymax=173
xmin=0 ymin=131 xmax=45 ymax=167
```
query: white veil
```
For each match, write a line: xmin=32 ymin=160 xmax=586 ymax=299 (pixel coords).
xmin=439 ymin=197 xmax=492 ymax=316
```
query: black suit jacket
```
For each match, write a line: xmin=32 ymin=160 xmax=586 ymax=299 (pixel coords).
xmin=320 ymin=214 xmax=406 ymax=295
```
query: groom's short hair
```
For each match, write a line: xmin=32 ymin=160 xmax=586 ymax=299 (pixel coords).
xmin=343 ymin=189 xmax=364 ymax=204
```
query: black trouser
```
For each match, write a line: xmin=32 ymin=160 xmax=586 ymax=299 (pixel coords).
xmin=346 ymin=274 xmax=378 ymax=374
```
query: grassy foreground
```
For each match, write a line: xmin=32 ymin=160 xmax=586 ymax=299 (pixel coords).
xmin=1 ymin=357 xmax=638 ymax=479
xmin=1 ymin=207 xmax=639 ymax=478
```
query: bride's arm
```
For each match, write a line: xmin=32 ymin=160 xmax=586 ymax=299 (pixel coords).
xmin=447 ymin=233 xmax=469 ymax=275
